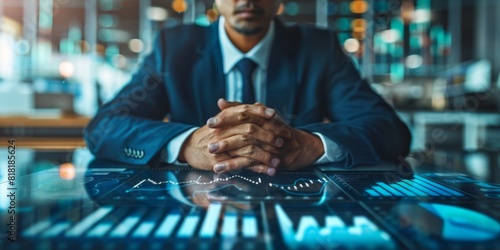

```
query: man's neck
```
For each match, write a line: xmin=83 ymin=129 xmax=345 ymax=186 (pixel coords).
xmin=224 ymin=22 xmax=269 ymax=53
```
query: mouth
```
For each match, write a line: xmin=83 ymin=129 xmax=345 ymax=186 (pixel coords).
xmin=235 ymin=9 xmax=260 ymax=18
xmin=233 ymin=3 xmax=265 ymax=19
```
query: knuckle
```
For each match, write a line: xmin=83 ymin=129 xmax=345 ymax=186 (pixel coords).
xmin=245 ymin=124 xmax=255 ymax=134
xmin=245 ymin=145 xmax=256 ymax=155
xmin=241 ymin=135 xmax=255 ymax=145
xmin=241 ymin=105 xmax=250 ymax=112
xmin=237 ymin=112 xmax=249 ymax=122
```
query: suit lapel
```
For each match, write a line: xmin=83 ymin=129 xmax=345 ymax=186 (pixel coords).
xmin=266 ymin=20 xmax=297 ymax=124
xmin=193 ymin=22 xmax=226 ymax=124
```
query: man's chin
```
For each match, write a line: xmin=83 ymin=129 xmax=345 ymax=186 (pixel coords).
xmin=232 ymin=24 xmax=264 ymax=36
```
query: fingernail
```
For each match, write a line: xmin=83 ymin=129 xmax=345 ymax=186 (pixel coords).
xmin=267 ymin=168 xmax=276 ymax=176
xmin=271 ymin=157 xmax=280 ymax=168
xmin=207 ymin=117 xmax=218 ymax=127
xmin=208 ymin=142 xmax=219 ymax=153
xmin=275 ymin=138 xmax=284 ymax=147
xmin=265 ymin=108 xmax=275 ymax=116
xmin=214 ymin=163 xmax=225 ymax=173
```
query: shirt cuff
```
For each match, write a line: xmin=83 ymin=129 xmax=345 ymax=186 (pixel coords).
xmin=165 ymin=127 xmax=199 ymax=164
xmin=312 ymin=132 xmax=345 ymax=165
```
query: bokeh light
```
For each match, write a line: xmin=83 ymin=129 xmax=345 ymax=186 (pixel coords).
xmin=381 ymin=29 xmax=401 ymax=43
xmin=277 ymin=3 xmax=284 ymax=15
xmin=59 ymin=163 xmax=76 ymax=180
xmin=59 ymin=61 xmax=75 ymax=78
xmin=350 ymin=0 xmax=368 ymax=14
xmin=128 ymin=39 xmax=144 ymax=53
xmin=344 ymin=38 xmax=360 ymax=53
xmin=285 ymin=2 xmax=299 ymax=16
xmin=405 ymin=55 xmax=423 ymax=69
xmin=172 ymin=0 xmax=189 ymax=13
xmin=148 ymin=7 xmax=168 ymax=21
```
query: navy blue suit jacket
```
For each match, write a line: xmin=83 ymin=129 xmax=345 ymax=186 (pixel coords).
xmin=84 ymin=19 xmax=411 ymax=168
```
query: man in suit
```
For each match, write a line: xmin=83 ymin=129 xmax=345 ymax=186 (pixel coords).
xmin=84 ymin=0 xmax=411 ymax=176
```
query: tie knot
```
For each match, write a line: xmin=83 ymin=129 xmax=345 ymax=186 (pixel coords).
xmin=235 ymin=58 xmax=258 ymax=79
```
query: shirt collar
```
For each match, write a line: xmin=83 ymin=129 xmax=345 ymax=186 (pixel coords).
xmin=218 ymin=16 xmax=275 ymax=74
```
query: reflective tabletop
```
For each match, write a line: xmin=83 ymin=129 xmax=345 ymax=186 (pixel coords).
xmin=1 ymin=148 xmax=500 ymax=249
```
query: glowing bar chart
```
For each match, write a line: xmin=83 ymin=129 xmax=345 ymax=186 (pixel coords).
xmin=275 ymin=204 xmax=395 ymax=249
xmin=176 ymin=214 xmax=200 ymax=238
xmin=23 ymin=219 xmax=52 ymax=237
xmin=66 ymin=206 xmax=114 ymax=237
xmin=221 ymin=212 xmax=238 ymax=238
xmin=132 ymin=210 xmax=163 ymax=238
xmin=199 ymin=203 xmax=223 ymax=238
xmin=242 ymin=214 xmax=258 ymax=238
xmin=41 ymin=222 xmax=71 ymax=237
xmin=87 ymin=207 xmax=129 ymax=238
xmin=364 ymin=176 xmax=464 ymax=197
xmin=154 ymin=212 xmax=181 ymax=238
xmin=87 ymin=222 xmax=114 ymax=237
xmin=109 ymin=208 xmax=146 ymax=238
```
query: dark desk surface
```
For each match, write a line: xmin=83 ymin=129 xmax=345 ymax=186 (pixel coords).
xmin=1 ymin=148 xmax=500 ymax=250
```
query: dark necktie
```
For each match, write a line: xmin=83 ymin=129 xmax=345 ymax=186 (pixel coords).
xmin=235 ymin=58 xmax=258 ymax=104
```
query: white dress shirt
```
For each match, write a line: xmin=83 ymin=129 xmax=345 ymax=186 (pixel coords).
xmin=165 ymin=17 xmax=344 ymax=164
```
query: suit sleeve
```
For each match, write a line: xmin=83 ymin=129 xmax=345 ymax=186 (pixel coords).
xmin=298 ymin=31 xmax=411 ymax=168
xmin=83 ymin=31 xmax=196 ymax=165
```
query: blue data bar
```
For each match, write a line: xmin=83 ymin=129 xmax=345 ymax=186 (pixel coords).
xmin=412 ymin=179 xmax=453 ymax=196
xmin=87 ymin=223 xmax=113 ymax=237
xmin=402 ymin=179 xmax=440 ymax=196
xmin=414 ymin=176 xmax=464 ymax=196
xmin=199 ymin=203 xmax=223 ymax=238
xmin=177 ymin=215 xmax=200 ymax=238
xmin=23 ymin=219 xmax=52 ymax=237
xmin=133 ymin=211 xmax=163 ymax=238
xmin=365 ymin=189 xmax=381 ymax=196
xmin=372 ymin=186 xmax=392 ymax=196
xmin=396 ymin=182 xmax=428 ymax=196
xmin=242 ymin=215 xmax=258 ymax=238
xmin=376 ymin=182 xmax=404 ymax=196
xmin=66 ymin=207 xmax=114 ymax=237
xmin=41 ymin=222 xmax=71 ymax=237
xmin=155 ymin=212 xmax=181 ymax=238
xmin=109 ymin=215 xmax=142 ymax=238
xmin=390 ymin=183 xmax=417 ymax=196
xmin=132 ymin=222 xmax=155 ymax=238
xmin=221 ymin=212 xmax=238 ymax=238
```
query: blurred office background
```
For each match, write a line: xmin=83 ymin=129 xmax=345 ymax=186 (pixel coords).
xmin=1 ymin=0 xmax=500 ymax=178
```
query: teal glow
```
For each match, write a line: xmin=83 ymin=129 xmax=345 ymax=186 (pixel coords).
xmin=38 ymin=0 xmax=53 ymax=29
xmin=336 ymin=18 xmax=352 ymax=31
xmin=285 ymin=2 xmax=299 ymax=16
xmin=337 ymin=33 xmax=350 ymax=44
xmin=195 ymin=15 xmax=210 ymax=27
xmin=390 ymin=63 xmax=404 ymax=83
xmin=390 ymin=18 xmax=404 ymax=32
xmin=99 ymin=14 xmax=118 ymax=28
xmin=416 ymin=0 xmax=431 ymax=9
xmin=98 ymin=29 xmax=112 ymax=42
xmin=59 ymin=38 xmax=73 ymax=54
xmin=105 ymin=45 xmax=119 ymax=59
xmin=410 ymin=37 xmax=420 ymax=49
xmin=99 ymin=0 xmax=120 ymax=11
xmin=69 ymin=27 xmax=82 ymax=41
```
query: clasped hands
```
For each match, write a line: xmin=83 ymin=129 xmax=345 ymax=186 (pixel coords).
xmin=178 ymin=98 xmax=324 ymax=176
